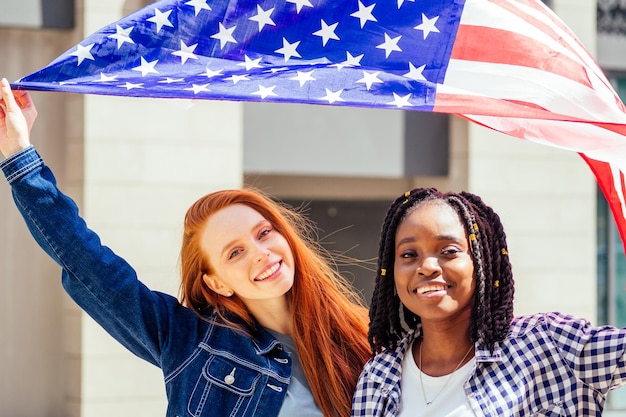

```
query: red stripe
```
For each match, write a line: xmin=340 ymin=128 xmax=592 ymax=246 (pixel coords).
xmin=450 ymin=25 xmax=592 ymax=88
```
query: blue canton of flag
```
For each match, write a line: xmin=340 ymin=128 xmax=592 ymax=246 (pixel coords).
xmin=15 ymin=0 xmax=462 ymax=111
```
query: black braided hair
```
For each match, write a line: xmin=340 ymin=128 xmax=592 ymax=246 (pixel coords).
xmin=368 ymin=188 xmax=514 ymax=354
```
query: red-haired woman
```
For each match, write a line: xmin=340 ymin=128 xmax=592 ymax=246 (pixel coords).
xmin=0 ymin=78 xmax=370 ymax=417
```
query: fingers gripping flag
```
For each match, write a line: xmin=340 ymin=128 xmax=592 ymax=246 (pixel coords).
xmin=13 ymin=0 xmax=626 ymax=252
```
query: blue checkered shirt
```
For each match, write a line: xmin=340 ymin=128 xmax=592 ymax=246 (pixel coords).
xmin=351 ymin=312 xmax=626 ymax=416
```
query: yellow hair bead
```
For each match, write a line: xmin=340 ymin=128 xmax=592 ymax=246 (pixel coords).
xmin=494 ymin=280 xmax=500 ymax=287
xmin=405 ymin=191 xmax=411 ymax=197
xmin=469 ymin=233 xmax=476 ymax=241
xmin=381 ymin=269 xmax=386 ymax=276
xmin=501 ymin=248 xmax=508 ymax=255
xmin=473 ymin=223 xmax=478 ymax=231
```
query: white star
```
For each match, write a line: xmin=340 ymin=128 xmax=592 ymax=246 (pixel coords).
xmin=376 ymin=33 xmax=402 ymax=58
xmin=249 ymin=5 xmax=275 ymax=31
xmin=108 ymin=25 xmax=135 ymax=49
xmin=147 ymin=9 xmax=174 ymax=33
xmin=238 ymin=55 xmax=263 ymax=71
xmin=119 ymin=82 xmax=144 ymax=90
xmin=132 ymin=57 xmax=159 ymax=76
xmin=94 ymin=72 xmax=117 ymax=82
xmin=70 ymin=43 xmax=95 ymax=65
xmin=286 ymin=0 xmax=313 ymax=13
xmin=159 ymin=77 xmax=185 ymax=83
xmin=200 ymin=68 xmax=223 ymax=78
xmin=253 ymin=85 xmax=278 ymax=99
xmin=356 ymin=71 xmax=382 ymax=90
xmin=225 ymin=74 xmax=250 ymax=84
xmin=321 ymin=89 xmax=345 ymax=104
xmin=290 ymin=70 xmax=316 ymax=87
xmin=186 ymin=83 xmax=211 ymax=94
xmin=414 ymin=14 xmax=440 ymax=39
xmin=171 ymin=40 xmax=198 ymax=64
xmin=404 ymin=63 xmax=426 ymax=81
xmin=185 ymin=0 xmax=211 ymax=16
xmin=313 ymin=20 xmax=340 ymax=47
xmin=275 ymin=38 xmax=301 ymax=61
xmin=211 ymin=23 xmax=237 ymax=49
xmin=333 ymin=51 xmax=364 ymax=70
xmin=351 ymin=1 xmax=377 ymax=28
xmin=388 ymin=93 xmax=412 ymax=108
xmin=396 ymin=0 xmax=414 ymax=8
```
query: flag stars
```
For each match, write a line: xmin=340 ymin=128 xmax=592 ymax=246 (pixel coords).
xmin=333 ymin=51 xmax=364 ymax=70
xmin=286 ymin=0 xmax=313 ymax=13
xmin=275 ymin=38 xmax=301 ymax=61
xmin=108 ymin=25 xmax=135 ymax=49
xmin=147 ymin=8 xmax=174 ymax=34
xmin=119 ymin=82 xmax=144 ymax=90
xmin=211 ymin=23 xmax=238 ymax=49
xmin=94 ymin=73 xmax=118 ymax=82
xmin=186 ymin=83 xmax=211 ymax=94
xmin=376 ymin=33 xmax=402 ymax=58
xmin=70 ymin=43 xmax=95 ymax=65
xmin=388 ymin=92 xmax=413 ymax=108
xmin=313 ymin=20 xmax=340 ymax=47
xmin=132 ymin=57 xmax=159 ymax=76
xmin=185 ymin=0 xmax=211 ymax=16
xmin=415 ymin=14 xmax=440 ymax=39
xmin=357 ymin=71 xmax=382 ymax=90
xmin=225 ymin=74 xmax=250 ymax=84
xmin=238 ymin=55 xmax=263 ymax=71
xmin=397 ymin=0 xmax=414 ymax=8
xmin=253 ymin=85 xmax=278 ymax=99
xmin=351 ymin=1 xmax=377 ymax=28
xmin=321 ymin=88 xmax=345 ymax=104
xmin=172 ymin=40 xmax=198 ymax=64
xmin=249 ymin=5 xmax=276 ymax=31
xmin=404 ymin=63 xmax=426 ymax=81
xmin=291 ymin=70 xmax=316 ymax=87
xmin=200 ymin=68 xmax=223 ymax=78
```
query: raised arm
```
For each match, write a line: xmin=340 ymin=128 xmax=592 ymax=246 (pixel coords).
xmin=0 ymin=78 xmax=37 ymax=158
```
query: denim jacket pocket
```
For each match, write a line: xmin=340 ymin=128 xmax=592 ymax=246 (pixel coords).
xmin=188 ymin=355 xmax=262 ymax=416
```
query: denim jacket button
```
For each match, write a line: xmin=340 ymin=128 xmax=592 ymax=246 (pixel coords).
xmin=224 ymin=368 xmax=236 ymax=385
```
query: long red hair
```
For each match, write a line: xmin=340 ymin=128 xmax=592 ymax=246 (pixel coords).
xmin=179 ymin=188 xmax=370 ymax=417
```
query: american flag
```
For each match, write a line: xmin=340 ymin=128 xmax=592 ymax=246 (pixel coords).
xmin=13 ymin=0 xmax=626 ymax=251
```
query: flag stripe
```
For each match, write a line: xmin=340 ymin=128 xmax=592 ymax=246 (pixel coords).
xmin=450 ymin=26 xmax=592 ymax=89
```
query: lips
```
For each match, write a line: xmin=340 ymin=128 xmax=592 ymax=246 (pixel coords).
xmin=255 ymin=261 xmax=281 ymax=281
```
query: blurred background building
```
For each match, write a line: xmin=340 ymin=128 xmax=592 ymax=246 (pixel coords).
xmin=0 ymin=0 xmax=625 ymax=415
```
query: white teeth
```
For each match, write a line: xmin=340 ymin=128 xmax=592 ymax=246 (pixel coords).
xmin=257 ymin=263 xmax=280 ymax=280
xmin=417 ymin=284 xmax=447 ymax=294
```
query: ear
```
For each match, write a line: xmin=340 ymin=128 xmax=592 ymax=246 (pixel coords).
xmin=202 ymin=273 xmax=233 ymax=297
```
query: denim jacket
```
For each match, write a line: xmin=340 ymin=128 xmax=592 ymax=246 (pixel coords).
xmin=1 ymin=147 xmax=292 ymax=417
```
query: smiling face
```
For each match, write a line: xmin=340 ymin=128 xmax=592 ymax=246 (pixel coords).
xmin=200 ymin=203 xmax=295 ymax=309
xmin=393 ymin=200 xmax=475 ymax=323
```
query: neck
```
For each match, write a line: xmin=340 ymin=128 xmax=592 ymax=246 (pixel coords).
xmin=417 ymin=318 xmax=474 ymax=377
xmin=246 ymin=296 xmax=292 ymax=336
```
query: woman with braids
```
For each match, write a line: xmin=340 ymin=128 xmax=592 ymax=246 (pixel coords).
xmin=0 ymin=79 xmax=371 ymax=417
xmin=351 ymin=187 xmax=626 ymax=417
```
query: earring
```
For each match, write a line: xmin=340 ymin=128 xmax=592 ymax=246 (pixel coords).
xmin=225 ymin=291 xmax=233 ymax=297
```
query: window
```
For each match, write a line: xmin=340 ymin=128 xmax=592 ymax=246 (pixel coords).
xmin=598 ymin=76 xmax=626 ymax=412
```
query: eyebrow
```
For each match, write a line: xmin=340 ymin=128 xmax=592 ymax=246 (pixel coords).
xmin=396 ymin=234 xmax=461 ymax=247
xmin=220 ymin=219 xmax=270 ymax=258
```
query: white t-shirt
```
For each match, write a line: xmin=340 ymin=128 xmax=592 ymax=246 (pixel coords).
xmin=397 ymin=346 xmax=475 ymax=417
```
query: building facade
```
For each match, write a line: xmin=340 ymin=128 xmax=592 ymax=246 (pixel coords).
xmin=0 ymin=0 xmax=620 ymax=416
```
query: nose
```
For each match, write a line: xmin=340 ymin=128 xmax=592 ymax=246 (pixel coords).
xmin=254 ymin=243 xmax=270 ymax=262
xmin=417 ymin=256 xmax=441 ymax=276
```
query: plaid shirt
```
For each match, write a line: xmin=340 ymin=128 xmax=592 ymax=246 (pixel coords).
xmin=351 ymin=312 xmax=626 ymax=416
